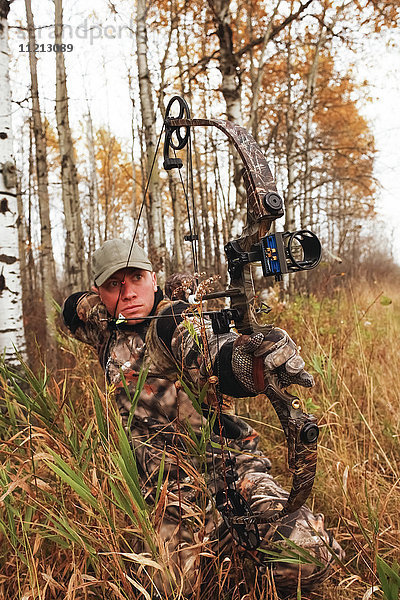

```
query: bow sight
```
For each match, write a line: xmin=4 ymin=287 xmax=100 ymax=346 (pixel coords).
xmin=225 ymin=229 xmax=322 ymax=282
xmin=204 ymin=230 xmax=321 ymax=335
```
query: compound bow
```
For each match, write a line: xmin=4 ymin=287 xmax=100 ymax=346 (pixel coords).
xmin=162 ymin=95 xmax=321 ymax=550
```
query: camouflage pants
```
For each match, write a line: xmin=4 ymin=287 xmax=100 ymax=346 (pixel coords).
xmin=131 ymin=417 xmax=344 ymax=598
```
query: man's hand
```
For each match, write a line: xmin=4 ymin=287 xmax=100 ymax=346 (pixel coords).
xmin=232 ymin=328 xmax=314 ymax=394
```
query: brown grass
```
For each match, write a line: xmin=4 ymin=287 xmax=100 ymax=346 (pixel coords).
xmin=0 ymin=278 xmax=399 ymax=599
xmin=250 ymin=278 xmax=400 ymax=599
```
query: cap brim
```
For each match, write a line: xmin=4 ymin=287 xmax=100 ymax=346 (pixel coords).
xmin=95 ymin=260 xmax=153 ymax=286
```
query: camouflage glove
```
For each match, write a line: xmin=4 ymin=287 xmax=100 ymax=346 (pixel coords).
xmin=232 ymin=328 xmax=314 ymax=394
xmin=76 ymin=292 xmax=109 ymax=331
xmin=165 ymin=273 xmax=197 ymax=301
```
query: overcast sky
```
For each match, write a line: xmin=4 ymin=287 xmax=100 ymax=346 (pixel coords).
xmin=7 ymin=0 xmax=400 ymax=262
xmin=355 ymin=33 xmax=400 ymax=261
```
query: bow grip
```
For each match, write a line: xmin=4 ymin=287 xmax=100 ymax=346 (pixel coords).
xmin=252 ymin=355 xmax=265 ymax=392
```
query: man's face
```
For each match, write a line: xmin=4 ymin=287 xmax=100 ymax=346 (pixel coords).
xmin=93 ymin=268 xmax=157 ymax=322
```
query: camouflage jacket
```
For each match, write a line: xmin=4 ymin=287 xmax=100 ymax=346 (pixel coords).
xmin=62 ymin=290 xmax=270 ymax=487
xmin=63 ymin=288 xmax=249 ymax=415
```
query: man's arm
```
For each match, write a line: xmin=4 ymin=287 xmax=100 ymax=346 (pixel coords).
xmin=149 ymin=300 xmax=313 ymax=398
xmin=149 ymin=300 xmax=253 ymax=398
xmin=62 ymin=292 xmax=90 ymax=334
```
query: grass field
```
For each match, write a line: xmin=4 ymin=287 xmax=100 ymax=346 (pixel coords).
xmin=0 ymin=278 xmax=399 ymax=599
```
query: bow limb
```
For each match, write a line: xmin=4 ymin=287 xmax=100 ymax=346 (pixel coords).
xmin=168 ymin=117 xmax=283 ymax=236
xmin=261 ymin=379 xmax=318 ymax=522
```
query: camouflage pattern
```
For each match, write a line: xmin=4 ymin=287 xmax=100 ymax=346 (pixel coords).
xmin=66 ymin=292 xmax=344 ymax=596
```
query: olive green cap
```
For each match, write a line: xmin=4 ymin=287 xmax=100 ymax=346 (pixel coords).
xmin=92 ymin=239 xmax=153 ymax=286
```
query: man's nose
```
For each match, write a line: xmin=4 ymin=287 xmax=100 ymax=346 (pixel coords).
xmin=121 ymin=281 xmax=137 ymax=300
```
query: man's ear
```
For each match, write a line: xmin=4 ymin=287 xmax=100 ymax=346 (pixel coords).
xmin=91 ymin=285 xmax=99 ymax=293
xmin=151 ymin=272 xmax=157 ymax=291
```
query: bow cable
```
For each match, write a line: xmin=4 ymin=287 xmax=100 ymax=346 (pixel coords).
xmin=111 ymin=123 xmax=166 ymax=321
xmin=172 ymin=144 xmax=200 ymax=279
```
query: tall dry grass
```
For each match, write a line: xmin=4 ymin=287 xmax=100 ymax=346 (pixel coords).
xmin=0 ymin=279 xmax=399 ymax=599
xmin=252 ymin=278 xmax=400 ymax=599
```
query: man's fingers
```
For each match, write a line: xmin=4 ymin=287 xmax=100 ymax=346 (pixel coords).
xmin=232 ymin=329 xmax=313 ymax=394
xmin=274 ymin=367 xmax=315 ymax=389
xmin=285 ymin=354 xmax=305 ymax=374
xmin=297 ymin=371 xmax=314 ymax=387
xmin=264 ymin=344 xmax=297 ymax=370
xmin=253 ymin=338 xmax=283 ymax=357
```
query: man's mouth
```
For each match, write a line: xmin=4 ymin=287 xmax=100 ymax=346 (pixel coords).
xmin=123 ymin=305 xmax=141 ymax=312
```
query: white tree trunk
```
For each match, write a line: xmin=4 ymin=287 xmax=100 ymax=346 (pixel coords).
xmin=85 ymin=107 xmax=100 ymax=281
xmin=55 ymin=0 xmax=86 ymax=293
xmin=247 ymin=1 xmax=281 ymax=138
xmin=0 ymin=0 xmax=26 ymax=362
xmin=25 ymin=0 xmax=57 ymax=362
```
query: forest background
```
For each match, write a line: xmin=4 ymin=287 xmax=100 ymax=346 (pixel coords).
xmin=0 ymin=1 xmax=400 ymax=599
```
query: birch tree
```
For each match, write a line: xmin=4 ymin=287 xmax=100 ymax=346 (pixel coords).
xmin=85 ymin=106 xmax=100 ymax=281
xmin=25 ymin=0 xmax=57 ymax=356
xmin=0 ymin=0 xmax=26 ymax=362
xmin=194 ymin=1 xmax=315 ymax=224
xmin=136 ymin=0 xmax=166 ymax=280
xmin=206 ymin=0 xmax=246 ymax=214
xmin=55 ymin=0 xmax=85 ymax=293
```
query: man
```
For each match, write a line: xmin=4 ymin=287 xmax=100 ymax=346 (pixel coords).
xmin=63 ymin=238 xmax=343 ymax=597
